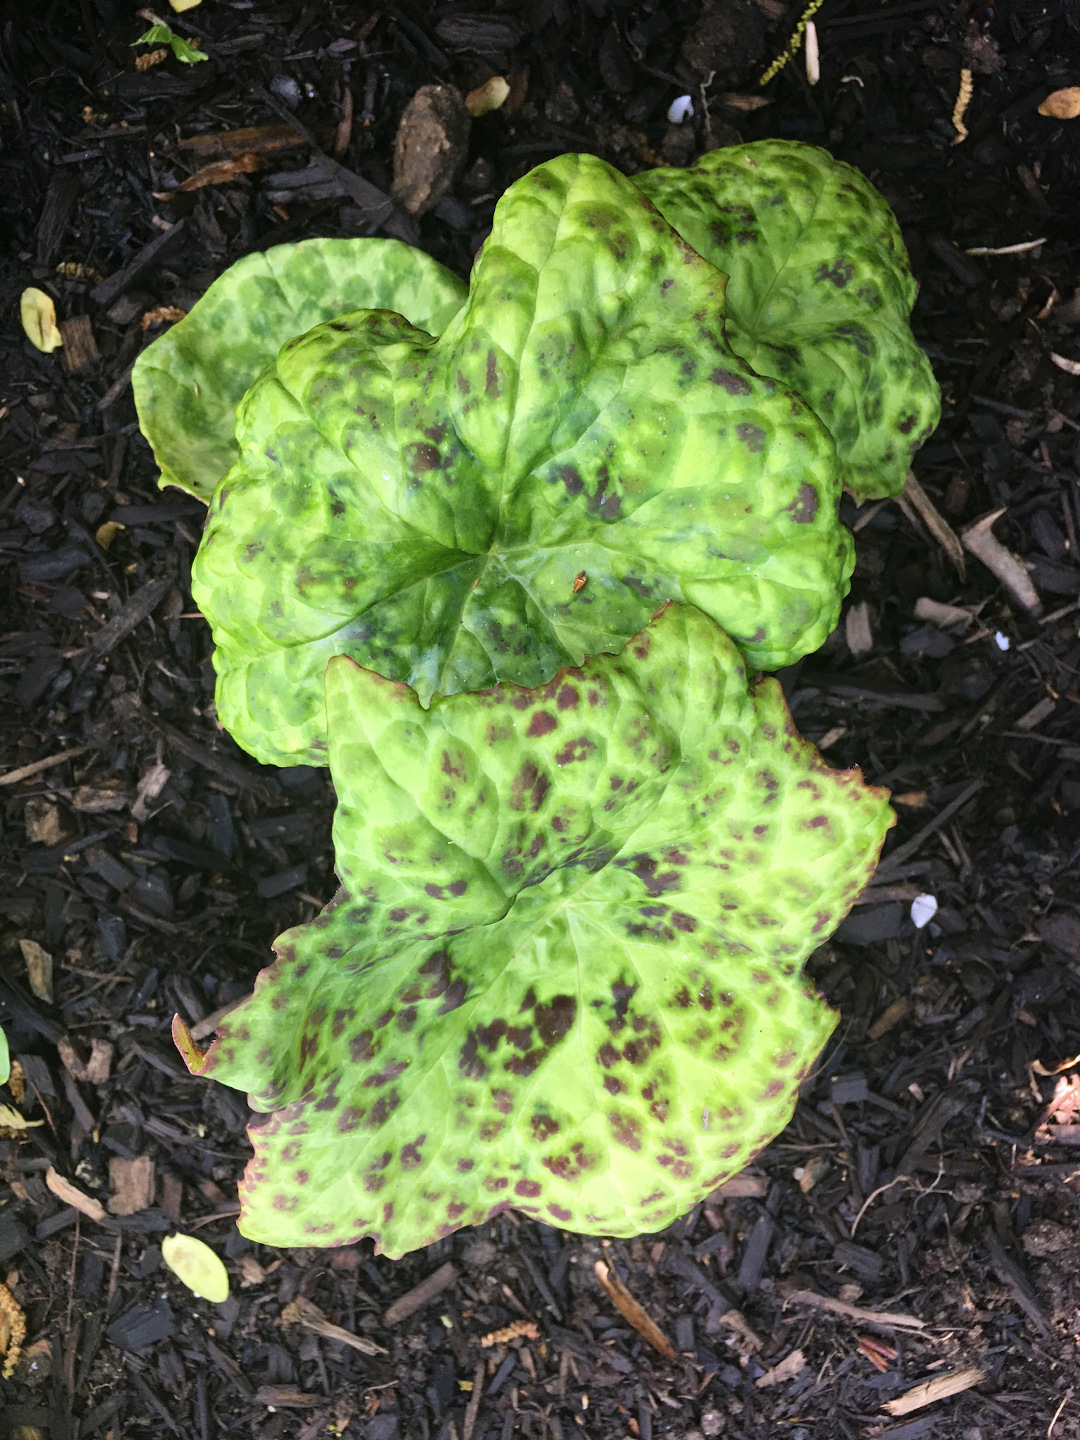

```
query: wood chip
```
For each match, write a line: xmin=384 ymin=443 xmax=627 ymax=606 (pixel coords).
xmin=383 ymin=1260 xmax=457 ymax=1325
xmin=108 ymin=1155 xmax=156 ymax=1215
xmin=392 ymin=84 xmax=471 ymax=216
xmin=57 ymin=1035 xmax=114 ymax=1085
xmin=845 ymin=600 xmax=874 ymax=657
xmin=710 ymin=1173 xmax=768 ymax=1199
xmin=594 ymin=1260 xmax=676 ymax=1361
xmin=882 ymin=1367 xmax=986 ymax=1416
xmin=160 ymin=152 xmax=264 ymax=197
xmin=961 ymin=508 xmax=1041 ymax=614
xmin=868 ymin=996 xmax=911 ymax=1040
xmin=177 ymin=122 xmax=315 ymax=158
xmin=281 ymin=1295 xmax=387 ymax=1356
xmin=45 ymin=1166 xmax=106 ymax=1222
xmin=899 ymin=472 xmax=965 ymax=577
xmin=785 ymin=1288 xmax=926 ymax=1332
xmin=465 ymin=75 xmax=510 ymax=116
xmin=914 ymin=596 xmax=973 ymax=628
xmin=754 ymin=1347 xmax=807 ymax=1387
xmin=59 ymin=315 xmax=101 ymax=374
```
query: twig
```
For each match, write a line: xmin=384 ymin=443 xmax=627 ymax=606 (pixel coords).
xmin=874 ymin=777 xmax=985 ymax=879
xmin=594 ymin=1260 xmax=676 ymax=1361
xmin=899 ymin=472 xmax=965 ymax=577
xmin=0 ymin=746 xmax=88 ymax=787
xmin=883 ymin=1366 xmax=985 ymax=1416
xmin=462 ymin=1359 xmax=485 ymax=1440
xmin=383 ymin=1261 xmax=457 ymax=1325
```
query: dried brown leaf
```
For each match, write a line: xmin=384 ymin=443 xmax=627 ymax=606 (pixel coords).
xmin=1038 ymin=87 xmax=1080 ymax=120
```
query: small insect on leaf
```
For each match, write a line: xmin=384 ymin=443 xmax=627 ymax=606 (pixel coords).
xmin=20 ymin=288 xmax=63 ymax=353
xmin=162 ymin=1233 xmax=230 ymax=1302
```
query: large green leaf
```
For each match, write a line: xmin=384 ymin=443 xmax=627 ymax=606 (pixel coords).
xmin=192 ymin=152 xmax=852 ymax=767
xmin=132 ymin=238 xmax=468 ymax=501
xmin=634 ymin=141 xmax=940 ymax=503
xmin=176 ymin=605 xmax=892 ymax=1256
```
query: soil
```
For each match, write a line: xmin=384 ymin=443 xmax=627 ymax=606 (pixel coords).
xmin=2 ymin=3 xmax=1080 ymax=1438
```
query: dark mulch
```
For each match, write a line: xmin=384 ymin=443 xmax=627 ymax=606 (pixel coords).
xmin=2 ymin=3 xmax=1079 ymax=1437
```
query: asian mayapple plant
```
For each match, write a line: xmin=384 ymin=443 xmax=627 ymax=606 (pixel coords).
xmin=136 ymin=141 xmax=938 ymax=1256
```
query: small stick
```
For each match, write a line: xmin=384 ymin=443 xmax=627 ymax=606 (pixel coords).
xmin=594 ymin=1260 xmax=676 ymax=1361
xmin=383 ymin=1261 xmax=457 ymax=1326
xmin=961 ymin=508 xmax=1042 ymax=614
xmin=0 ymin=746 xmax=88 ymax=787
xmin=461 ymin=1359 xmax=486 ymax=1440
xmin=899 ymin=472 xmax=965 ymax=578
xmin=785 ymin=1289 xmax=926 ymax=1333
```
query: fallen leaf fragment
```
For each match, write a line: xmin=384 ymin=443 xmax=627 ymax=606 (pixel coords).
xmin=1038 ymin=87 xmax=1080 ymax=120
xmin=281 ymin=1295 xmax=387 ymax=1355
xmin=465 ymin=75 xmax=510 ymax=116
xmin=162 ymin=1232 xmax=230 ymax=1302
xmin=20 ymin=288 xmax=63 ymax=352
xmin=170 ymin=0 xmax=202 ymax=10
xmin=755 ymin=1347 xmax=807 ymax=1387
xmin=45 ymin=1166 xmax=106 ymax=1222
xmin=0 ymin=1028 xmax=8 ymax=1086
xmin=883 ymin=1366 xmax=986 ymax=1416
xmin=159 ymin=154 xmax=262 ymax=197
xmin=0 ymin=1280 xmax=26 ymax=1378
xmin=18 ymin=940 xmax=53 ymax=1004
xmin=1049 ymin=351 xmax=1080 ymax=377
xmin=594 ymin=1260 xmax=676 ymax=1361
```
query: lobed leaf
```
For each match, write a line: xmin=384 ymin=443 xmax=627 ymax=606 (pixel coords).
xmin=177 ymin=604 xmax=892 ymax=1256
xmin=192 ymin=152 xmax=852 ymax=767
xmin=634 ymin=141 xmax=941 ymax=503
xmin=132 ymin=237 xmax=468 ymax=501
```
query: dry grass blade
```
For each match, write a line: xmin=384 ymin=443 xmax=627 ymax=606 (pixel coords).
xmin=961 ymin=509 xmax=1042 ymax=613
xmin=785 ymin=1288 xmax=926 ymax=1332
xmin=281 ymin=1295 xmax=388 ymax=1356
xmin=900 ymin=472 xmax=965 ymax=577
xmin=882 ymin=1366 xmax=986 ymax=1415
xmin=594 ymin=1260 xmax=676 ymax=1360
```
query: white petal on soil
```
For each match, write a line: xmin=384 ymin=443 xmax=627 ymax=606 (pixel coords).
xmin=910 ymin=893 xmax=938 ymax=929
xmin=994 ymin=630 xmax=1010 ymax=651
xmin=667 ymin=95 xmax=694 ymax=124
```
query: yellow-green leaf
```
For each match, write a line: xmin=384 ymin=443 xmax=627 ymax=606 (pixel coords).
xmin=21 ymin=289 xmax=63 ymax=353
xmin=162 ymin=1233 xmax=230 ymax=1302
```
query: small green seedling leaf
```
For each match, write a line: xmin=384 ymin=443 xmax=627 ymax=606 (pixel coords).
xmin=634 ymin=141 xmax=940 ymax=503
xmin=192 ymin=151 xmax=851 ymax=766
xmin=133 ymin=238 xmax=467 ymax=501
xmin=161 ymin=1233 xmax=230 ymax=1302
xmin=133 ymin=23 xmax=208 ymax=65
xmin=178 ymin=604 xmax=892 ymax=1257
xmin=21 ymin=288 xmax=63 ymax=352
xmin=0 ymin=1027 xmax=8 ymax=1087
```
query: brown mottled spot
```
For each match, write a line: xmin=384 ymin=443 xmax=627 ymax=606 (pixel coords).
xmin=527 ymin=710 xmax=557 ymax=738
xmin=780 ymin=483 xmax=817 ymax=528
xmin=597 ymin=1042 xmax=619 ymax=1068
xmin=898 ymin=413 xmax=917 ymax=434
xmin=671 ymin=911 xmax=697 ymax=933
xmin=816 ymin=258 xmax=855 ymax=288
xmin=401 ymin=1137 xmax=425 ymax=1167
xmin=736 ymin=422 xmax=765 ymax=451
xmin=710 ymin=367 xmax=752 ymax=395
xmin=492 ymin=1087 xmax=513 ymax=1114
xmin=531 ymin=1114 xmax=560 ymax=1141
xmin=535 ymin=994 xmax=576 ymax=1044
xmin=515 ymin=1178 xmax=542 ymax=1198
xmin=609 ymin=1110 xmax=643 ymax=1151
xmin=485 ymin=350 xmax=500 ymax=397
xmin=548 ymin=1203 xmax=572 ymax=1222
xmin=556 ymin=685 xmax=579 ymax=711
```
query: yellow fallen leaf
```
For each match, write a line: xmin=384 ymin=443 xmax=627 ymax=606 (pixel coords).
xmin=95 ymin=520 xmax=125 ymax=550
xmin=170 ymin=0 xmax=202 ymax=9
xmin=20 ymin=288 xmax=63 ymax=353
xmin=1038 ymin=87 xmax=1080 ymax=120
xmin=162 ymin=1233 xmax=230 ymax=1302
xmin=0 ymin=1104 xmax=43 ymax=1131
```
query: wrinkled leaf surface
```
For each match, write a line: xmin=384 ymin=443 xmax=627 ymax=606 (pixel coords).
xmin=132 ymin=237 xmax=468 ymax=500
xmin=635 ymin=141 xmax=940 ymax=502
xmin=178 ymin=605 xmax=892 ymax=1256
xmin=193 ymin=152 xmax=851 ymax=766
